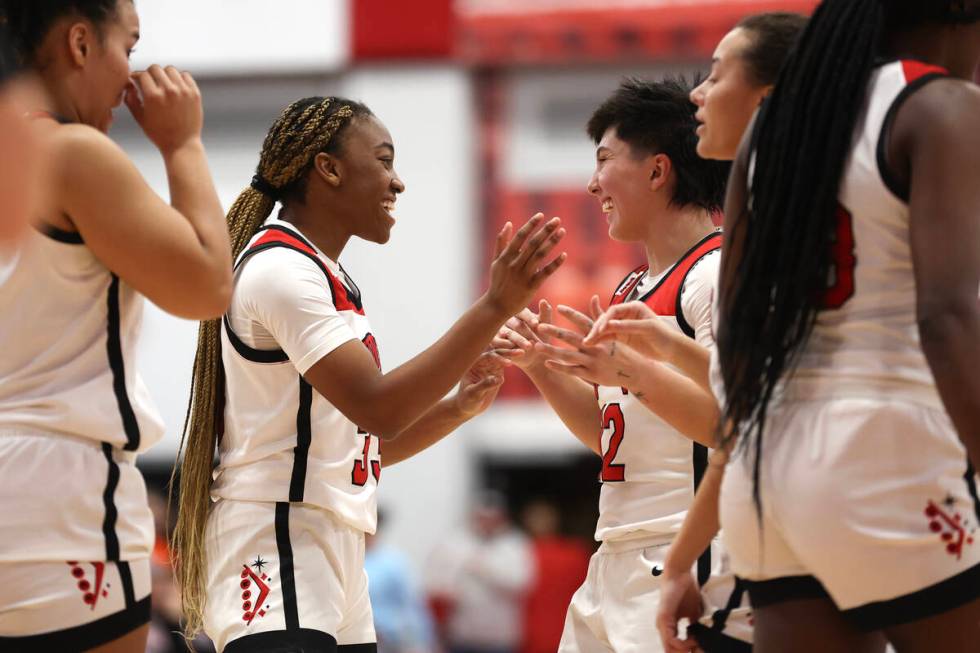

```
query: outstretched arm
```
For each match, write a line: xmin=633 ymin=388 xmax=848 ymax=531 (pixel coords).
xmin=383 ymin=352 xmax=507 ymax=466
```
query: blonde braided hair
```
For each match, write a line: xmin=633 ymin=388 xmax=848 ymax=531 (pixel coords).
xmin=170 ymin=96 xmax=368 ymax=640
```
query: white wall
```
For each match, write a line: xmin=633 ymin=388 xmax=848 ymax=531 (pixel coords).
xmin=131 ymin=0 xmax=348 ymax=75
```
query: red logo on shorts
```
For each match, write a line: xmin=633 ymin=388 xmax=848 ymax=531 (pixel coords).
xmin=240 ymin=557 xmax=273 ymax=625
xmin=66 ymin=561 xmax=110 ymax=610
xmin=925 ymin=496 xmax=976 ymax=560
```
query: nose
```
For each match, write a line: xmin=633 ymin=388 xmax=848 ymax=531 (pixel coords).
xmin=690 ymin=82 xmax=705 ymax=107
xmin=587 ymin=170 xmax=601 ymax=196
xmin=391 ymin=172 xmax=405 ymax=194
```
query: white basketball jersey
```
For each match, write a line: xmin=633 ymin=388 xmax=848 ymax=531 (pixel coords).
xmin=212 ymin=222 xmax=381 ymax=534
xmin=787 ymin=59 xmax=950 ymax=408
xmin=595 ymin=232 xmax=722 ymax=564
xmin=0 ymin=227 xmax=164 ymax=451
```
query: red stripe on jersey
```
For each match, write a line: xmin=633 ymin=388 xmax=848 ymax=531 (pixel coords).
xmin=901 ymin=60 xmax=948 ymax=84
xmin=642 ymin=233 xmax=722 ymax=317
xmin=609 ymin=264 xmax=649 ymax=306
xmin=246 ymin=230 xmax=364 ymax=315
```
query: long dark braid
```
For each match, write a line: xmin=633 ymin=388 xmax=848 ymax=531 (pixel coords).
xmin=716 ymin=0 xmax=976 ymax=510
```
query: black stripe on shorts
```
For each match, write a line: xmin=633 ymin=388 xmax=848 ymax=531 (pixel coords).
xmin=100 ymin=443 xmax=121 ymax=561
xmin=275 ymin=502 xmax=300 ymax=630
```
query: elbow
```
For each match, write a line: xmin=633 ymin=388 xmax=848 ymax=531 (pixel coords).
xmin=179 ymin=269 xmax=233 ymax=320
xmin=917 ymin=298 xmax=979 ymax=349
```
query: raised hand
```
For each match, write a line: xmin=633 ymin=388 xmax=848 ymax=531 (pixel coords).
xmin=126 ymin=65 xmax=204 ymax=154
xmin=656 ymin=570 xmax=704 ymax=652
xmin=584 ymin=299 xmax=679 ymax=362
xmin=534 ymin=302 xmax=646 ymax=389
xmin=492 ymin=300 xmax=556 ymax=371
xmin=455 ymin=351 xmax=509 ymax=418
xmin=484 ymin=214 xmax=567 ymax=318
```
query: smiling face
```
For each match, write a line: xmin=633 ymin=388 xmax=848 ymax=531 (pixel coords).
xmin=74 ymin=0 xmax=140 ymax=132
xmin=689 ymin=27 xmax=771 ymax=161
xmin=586 ymin=126 xmax=664 ymax=242
xmin=330 ymin=115 xmax=405 ymax=245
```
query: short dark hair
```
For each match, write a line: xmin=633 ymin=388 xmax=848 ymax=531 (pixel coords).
xmin=586 ymin=76 xmax=730 ymax=212
xmin=0 ymin=0 xmax=125 ymax=64
xmin=735 ymin=12 xmax=809 ymax=86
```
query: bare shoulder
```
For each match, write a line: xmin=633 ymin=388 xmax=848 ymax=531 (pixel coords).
xmin=895 ymin=78 xmax=980 ymax=143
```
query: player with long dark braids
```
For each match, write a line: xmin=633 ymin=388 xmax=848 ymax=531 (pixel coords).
xmin=172 ymin=96 xmax=565 ymax=652
xmin=711 ymin=0 xmax=980 ymax=650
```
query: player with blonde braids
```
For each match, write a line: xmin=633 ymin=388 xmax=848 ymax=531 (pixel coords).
xmin=172 ymin=96 xmax=566 ymax=652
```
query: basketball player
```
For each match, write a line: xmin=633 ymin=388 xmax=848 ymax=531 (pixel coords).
xmin=652 ymin=1 xmax=980 ymax=651
xmin=170 ymin=97 xmax=566 ymax=652
xmin=571 ymin=14 xmax=808 ymax=651
xmin=0 ymin=1 xmax=231 ymax=651
xmin=494 ymin=78 xmax=733 ymax=652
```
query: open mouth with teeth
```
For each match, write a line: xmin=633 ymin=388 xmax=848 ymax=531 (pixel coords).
xmin=601 ymin=199 xmax=614 ymax=214
xmin=382 ymin=200 xmax=396 ymax=215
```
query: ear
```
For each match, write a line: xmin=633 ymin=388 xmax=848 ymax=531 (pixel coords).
xmin=648 ymin=153 xmax=672 ymax=193
xmin=312 ymin=152 xmax=342 ymax=188
xmin=757 ymin=83 xmax=775 ymax=106
xmin=67 ymin=21 xmax=93 ymax=68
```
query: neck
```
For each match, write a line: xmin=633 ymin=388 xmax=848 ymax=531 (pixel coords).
xmin=38 ymin=71 xmax=83 ymax=123
xmin=642 ymin=206 xmax=716 ymax=275
xmin=278 ymin=202 xmax=350 ymax=262
xmin=885 ymin=25 xmax=980 ymax=79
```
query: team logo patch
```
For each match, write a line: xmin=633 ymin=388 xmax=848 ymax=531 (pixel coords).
xmin=239 ymin=556 xmax=274 ymax=625
xmin=66 ymin=561 xmax=110 ymax=609
xmin=924 ymin=495 xmax=976 ymax=559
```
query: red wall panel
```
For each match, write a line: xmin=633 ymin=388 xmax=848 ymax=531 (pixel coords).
xmin=352 ymin=0 xmax=454 ymax=60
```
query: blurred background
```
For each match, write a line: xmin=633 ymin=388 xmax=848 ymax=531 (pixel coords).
xmin=124 ymin=1 xmax=817 ymax=651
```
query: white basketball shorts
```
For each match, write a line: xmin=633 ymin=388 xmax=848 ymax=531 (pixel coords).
xmin=204 ymin=499 xmax=376 ymax=653
xmin=720 ymin=397 xmax=980 ymax=630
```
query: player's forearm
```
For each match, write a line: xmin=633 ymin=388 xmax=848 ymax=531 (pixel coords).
xmin=626 ymin=361 xmax=718 ymax=448
xmin=162 ymin=139 xmax=231 ymax=279
xmin=382 ymin=397 xmax=469 ymax=466
xmin=664 ymin=333 xmax=712 ymax=391
xmin=919 ymin=303 xmax=980 ymax=471
xmin=524 ymin=364 xmax=601 ymax=454
xmin=368 ymin=297 xmax=508 ymax=439
xmin=663 ymin=453 xmax=725 ymax=575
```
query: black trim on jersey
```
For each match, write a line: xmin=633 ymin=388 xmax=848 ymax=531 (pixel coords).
xmin=844 ymin=560 xmax=980 ymax=631
xmin=101 ymin=442 xmax=122 ymax=561
xmin=687 ymin=623 xmax=752 ymax=653
xmin=222 ymin=316 xmax=290 ymax=364
xmin=674 ymin=247 xmax=720 ymax=339
xmin=635 ymin=232 xmax=723 ymax=305
xmin=0 ymin=596 xmax=150 ymax=652
xmin=744 ymin=574 xmax=830 ymax=608
xmin=275 ymin=502 xmax=300 ymax=630
xmin=106 ymin=275 xmax=142 ymax=451
xmin=693 ymin=442 xmax=711 ymax=586
xmin=37 ymin=223 xmax=84 ymax=244
xmin=226 ymin=628 xmax=340 ymax=653
xmin=965 ymin=461 xmax=980 ymax=524
xmin=339 ymin=644 xmax=378 ymax=652
xmin=876 ymin=72 xmax=947 ymax=203
xmin=118 ymin=560 xmax=137 ymax=608
xmin=289 ymin=379 xmax=314 ymax=502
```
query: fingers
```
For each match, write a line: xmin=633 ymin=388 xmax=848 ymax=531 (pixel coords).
xmin=538 ymin=299 xmax=553 ymax=326
xmin=556 ymin=304 xmax=594 ymax=336
xmin=147 ymin=64 xmax=178 ymax=94
xmin=533 ymin=341 xmax=590 ymax=366
xmin=590 ymin=294 xmax=603 ymax=320
xmin=493 ymin=222 xmax=512 ymax=259
xmin=542 ymin=359 xmax=594 ymax=382
xmin=513 ymin=217 xmax=563 ymax=270
xmin=497 ymin=213 xmax=543 ymax=263
xmin=528 ymin=251 xmax=568 ymax=289
xmin=537 ymin=322 xmax=592 ymax=350
xmin=498 ymin=324 xmax=533 ymax=350
xmin=123 ymin=81 xmax=143 ymax=121
xmin=180 ymin=71 xmax=200 ymax=95
xmin=493 ymin=348 xmax=525 ymax=360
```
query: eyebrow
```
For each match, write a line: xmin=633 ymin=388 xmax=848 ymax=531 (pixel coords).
xmin=596 ymin=145 xmax=611 ymax=157
xmin=376 ymin=142 xmax=394 ymax=153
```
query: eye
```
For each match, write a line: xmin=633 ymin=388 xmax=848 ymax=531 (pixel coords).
xmin=379 ymin=157 xmax=393 ymax=169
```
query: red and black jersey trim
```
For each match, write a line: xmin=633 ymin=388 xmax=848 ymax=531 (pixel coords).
xmin=876 ymin=60 xmax=948 ymax=203
xmin=223 ymin=225 xmax=365 ymax=365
